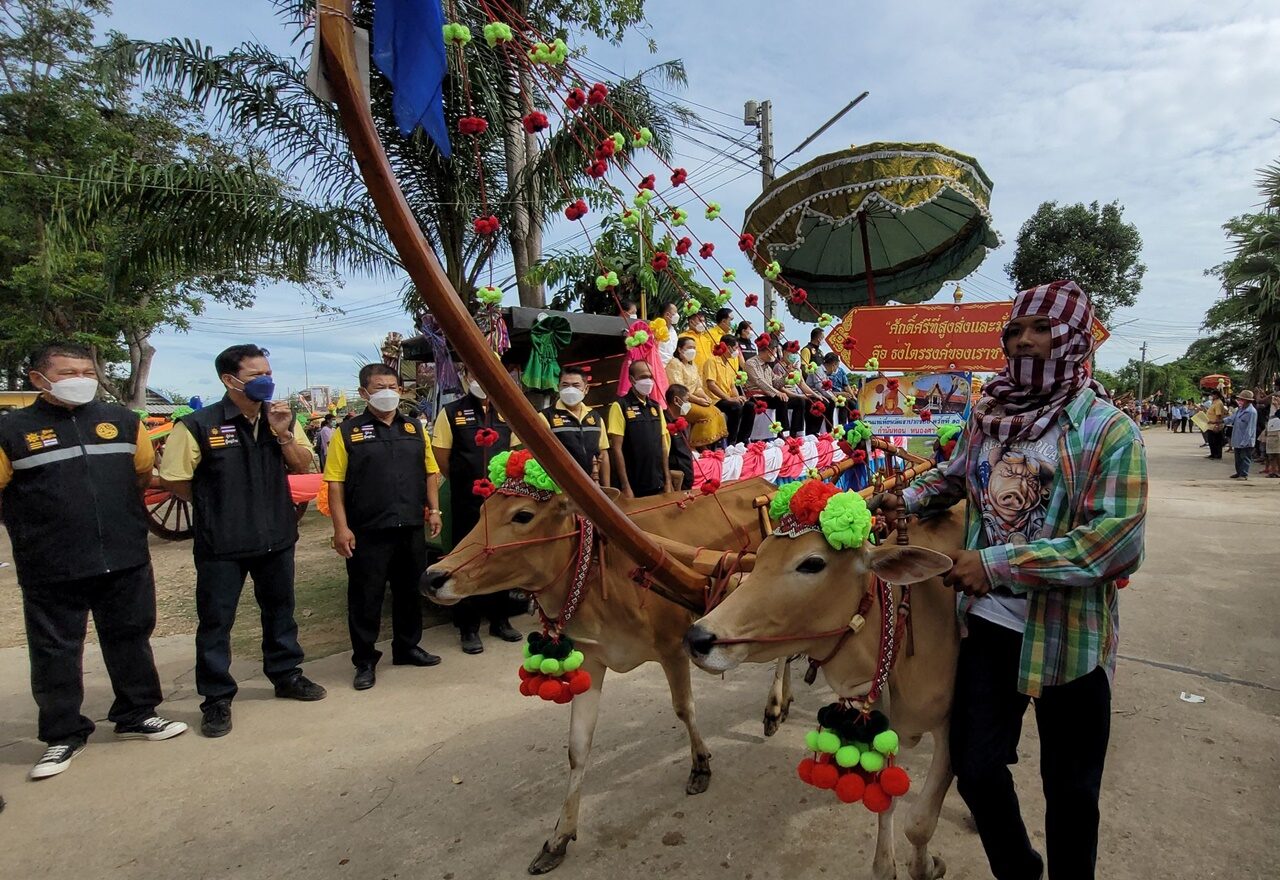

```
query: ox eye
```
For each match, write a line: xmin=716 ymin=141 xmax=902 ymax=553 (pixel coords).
xmin=512 ymin=510 xmax=535 ymax=524
xmin=797 ymin=556 xmax=827 ymax=574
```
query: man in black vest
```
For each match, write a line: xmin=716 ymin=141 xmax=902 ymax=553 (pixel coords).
xmin=432 ymin=363 xmax=524 ymax=654
xmin=325 ymin=364 xmax=442 ymax=690
xmin=538 ymin=366 xmax=610 ymax=485
xmin=0 ymin=343 xmax=187 ymax=780
xmin=158 ymin=344 xmax=325 ymax=738
xmin=607 ymin=360 xmax=671 ymax=498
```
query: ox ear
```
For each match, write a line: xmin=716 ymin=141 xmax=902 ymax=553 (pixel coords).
xmin=556 ymin=486 xmax=621 ymax=515
xmin=867 ymin=545 xmax=953 ymax=585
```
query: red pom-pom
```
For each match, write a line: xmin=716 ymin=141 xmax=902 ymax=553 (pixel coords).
xmin=843 ymin=337 xmax=858 ymax=351
xmin=667 ymin=417 xmax=689 ymax=434
xmin=699 ymin=242 xmax=715 ymax=259
xmin=700 ymin=478 xmax=721 ymax=495
xmin=712 ymin=341 xmax=729 ymax=358
xmin=651 ymin=251 xmax=670 ymax=272
xmin=880 ymin=766 xmax=911 ymax=797
xmin=811 ymin=763 xmax=840 ymax=790
xmin=473 ymin=215 xmax=500 ymax=236
xmin=849 ymin=409 xmax=862 ymax=420
xmin=517 ymin=666 xmax=533 ymax=682
xmin=586 ymin=159 xmax=609 ymax=179
xmin=587 ymin=82 xmax=609 ymax=105
xmin=675 ymin=236 xmax=692 ymax=256
xmin=564 ymin=198 xmax=589 ymax=221
xmin=790 ymin=481 xmax=842 ymax=526
xmin=784 ymin=340 xmax=801 ymax=354
xmin=756 ymin=333 xmax=772 ymax=348
xmin=472 ymin=478 xmax=496 ymax=498
xmin=458 ymin=115 xmax=489 ymax=135
xmin=919 ymin=408 xmax=932 ymax=422
xmin=744 ymin=293 xmax=759 ymax=308
xmin=852 ymin=449 xmax=868 ymax=465
xmin=538 ymin=679 xmax=562 ymax=701
xmin=1116 ymin=576 xmax=1131 ymax=589
xmin=809 ymin=401 xmax=827 ymax=417
xmin=790 ymin=287 xmax=808 ymax=305
xmin=887 ymin=378 xmax=899 ymax=390
xmin=594 ymin=137 xmax=617 ymax=160
xmin=835 ymin=772 xmax=866 ymax=804
xmin=553 ymin=683 xmax=574 ymax=704
xmin=863 ymin=782 xmax=892 ymax=813
xmin=797 ymin=758 xmax=817 ymax=785
xmin=638 ymin=174 xmax=656 ymax=191
xmin=519 ymin=678 xmax=537 ymax=697
xmin=565 ymin=87 xmax=586 ymax=111
xmin=670 ymin=167 xmax=687 ymax=186
xmin=753 ymin=398 xmax=769 ymax=414
xmin=822 ymin=379 xmax=833 ymax=390
xmin=506 ymin=449 xmax=533 ymax=479
xmin=738 ymin=233 xmax=756 ymax=252
xmin=568 ymin=669 xmax=592 ymax=694
xmin=522 ymin=111 xmax=550 ymax=134
xmin=474 ymin=427 xmax=500 ymax=447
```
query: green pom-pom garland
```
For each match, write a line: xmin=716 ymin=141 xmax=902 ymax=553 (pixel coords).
xmin=817 ymin=491 xmax=873 ymax=551
xmin=522 ymin=459 xmax=560 ymax=493
xmin=769 ymin=481 xmax=804 ymax=521
xmin=488 ymin=451 xmax=512 ymax=486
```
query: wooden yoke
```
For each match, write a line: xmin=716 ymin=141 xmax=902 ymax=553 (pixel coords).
xmin=316 ymin=1 xmax=706 ymax=611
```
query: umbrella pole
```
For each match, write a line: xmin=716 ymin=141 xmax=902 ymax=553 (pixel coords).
xmin=858 ymin=210 xmax=878 ymax=306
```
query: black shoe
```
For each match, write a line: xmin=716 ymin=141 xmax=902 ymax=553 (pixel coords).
xmin=460 ymin=630 xmax=484 ymax=654
xmin=489 ymin=619 xmax=523 ymax=642
xmin=274 ymin=673 xmax=327 ymax=701
xmin=392 ymin=646 xmax=442 ymax=667
xmin=200 ymin=701 xmax=232 ymax=738
xmin=353 ymin=665 xmax=376 ymax=690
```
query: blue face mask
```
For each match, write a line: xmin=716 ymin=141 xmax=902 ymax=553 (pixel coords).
xmin=237 ymin=375 xmax=275 ymax=402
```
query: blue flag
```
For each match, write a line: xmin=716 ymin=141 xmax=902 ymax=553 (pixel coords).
xmin=372 ymin=0 xmax=452 ymax=157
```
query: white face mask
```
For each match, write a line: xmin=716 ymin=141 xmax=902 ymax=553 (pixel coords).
xmin=559 ymin=386 xmax=585 ymax=407
xmin=40 ymin=374 xmax=98 ymax=406
xmin=366 ymin=389 xmax=401 ymax=413
xmin=468 ymin=380 xmax=488 ymax=399
xmin=679 ymin=347 xmax=696 ymax=362
xmin=633 ymin=378 xmax=655 ymax=396
xmin=679 ymin=401 xmax=691 ymax=415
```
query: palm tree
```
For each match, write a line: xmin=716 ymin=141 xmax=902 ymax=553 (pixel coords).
xmin=1208 ymin=159 xmax=1280 ymax=389
xmin=103 ymin=0 xmax=689 ymax=309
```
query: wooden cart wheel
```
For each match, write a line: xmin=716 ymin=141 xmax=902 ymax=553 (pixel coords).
xmin=145 ymin=432 xmax=196 ymax=541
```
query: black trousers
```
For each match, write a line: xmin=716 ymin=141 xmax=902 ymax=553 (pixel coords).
xmin=347 ymin=526 xmax=426 ymax=666
xmin=803 ymin=399 xmax=827 ymax=435
xmin=194 ymin=547 xmax=305 ymax=709
xmin=768 ymin=396 xmax=807 ymax=436
xmin=1206 ymin=429 xmax=1225 ymax=458
xmin=716 ymin=398 xmax=755 ymax=445
xmin=951 ymin=615 xmax=1111 ymax=880
xmin=21 ymin=563 xmax=163 ymax=746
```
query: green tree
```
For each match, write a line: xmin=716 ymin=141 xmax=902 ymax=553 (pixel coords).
xmin=1205 ymin=159 xmax=1280 ymax=389
xmin=1005 ymin=200 xmax=1147 ymax=326
xmin=115 ymin=0 xmax=685 ymax=310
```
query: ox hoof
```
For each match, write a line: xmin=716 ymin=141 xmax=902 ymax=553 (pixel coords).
xmin=762 ymin=698 xmax=793 ymax=737
xmin=685 ymin=763 xmax=712 ymax=796
xmin=528 ymin=839 xmax=571 ymax=875
xmin=909 ymin=855 xmax=946 ymax=880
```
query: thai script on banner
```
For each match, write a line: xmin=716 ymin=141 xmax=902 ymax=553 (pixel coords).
xmin=856 ymin=371 xmax=971 ymax=437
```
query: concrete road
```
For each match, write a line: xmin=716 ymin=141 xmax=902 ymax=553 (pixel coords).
xmin=0 ymin=428 xmax=1277 ymax=879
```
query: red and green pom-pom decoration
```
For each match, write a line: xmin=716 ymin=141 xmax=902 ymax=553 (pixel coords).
xmin=796 ymin=705 xmax=909 ymax=811
xmin=518 ymin=632 xmax=591 ymax=704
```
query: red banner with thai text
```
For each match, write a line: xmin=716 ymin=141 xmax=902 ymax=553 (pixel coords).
xmin=825 ymin=302 xmax=1109 ymax=372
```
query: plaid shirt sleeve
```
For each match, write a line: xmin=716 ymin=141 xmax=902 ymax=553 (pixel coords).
xmin=980 ymin=416 xmax=1148 ymax=593
xmin=902 ymin=420 xmax=974 ymax=515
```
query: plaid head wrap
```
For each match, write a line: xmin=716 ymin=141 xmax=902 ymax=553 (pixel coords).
xmin=973 ymin=280 xmax=1109 ymax=443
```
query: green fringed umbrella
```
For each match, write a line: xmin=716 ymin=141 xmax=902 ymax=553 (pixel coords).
xmin=524 ymin=313 xmax=573 ymax=391
xmin=743 ymin=143 xmax=999 ymax=319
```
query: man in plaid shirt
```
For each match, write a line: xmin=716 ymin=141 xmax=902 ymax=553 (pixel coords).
xmin=878 ymin=281 xmax=1147 ymax=880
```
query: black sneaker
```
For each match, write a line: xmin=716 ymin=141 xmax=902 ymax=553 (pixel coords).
xmin=30 ymin=742 xmax=85 ymax=780
xmin=353 ymin=665 xmax=376 ymax=690
xmin=201 ymin=701 xmax=232 ymax=738
xmin=489 ymin=619 xmax=523 ymax=642
xmin=274 ymin=673 xmax=327 ymax=701
xmin=116 ymin=715 xmax=189 ymax=741
xmin=460 ymin=630 xmax=484 ymax=654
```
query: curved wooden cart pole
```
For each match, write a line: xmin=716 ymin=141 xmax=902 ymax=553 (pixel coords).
xmin=316 ymin=1 xmax=706 ymax=607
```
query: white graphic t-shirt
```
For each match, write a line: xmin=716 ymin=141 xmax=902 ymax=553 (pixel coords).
xmin=970 ymin=425 xmax=1061 ymax=631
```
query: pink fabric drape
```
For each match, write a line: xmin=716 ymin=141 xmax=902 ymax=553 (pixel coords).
xmin=615 ymin=319 xmax=669 ymax=408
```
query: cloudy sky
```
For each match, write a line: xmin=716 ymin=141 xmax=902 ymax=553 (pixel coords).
xmin=107 ymin=0 xmax=1280 ymax=398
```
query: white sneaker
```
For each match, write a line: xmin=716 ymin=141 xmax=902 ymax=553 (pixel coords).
xmin=30 ymin=743 xmax=85 ymax=780
xmin=114 ymin=715 xmax=189 ymax=741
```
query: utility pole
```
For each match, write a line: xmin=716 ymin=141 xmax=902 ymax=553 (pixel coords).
xmin=1137 ymin=341 xmax=1148 ymax=407
xmin=745 ymin=99 xmax=776 ymax=320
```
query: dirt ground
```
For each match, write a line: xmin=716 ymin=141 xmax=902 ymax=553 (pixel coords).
xmin=0 ymin=429 xmax=1277 ymax=879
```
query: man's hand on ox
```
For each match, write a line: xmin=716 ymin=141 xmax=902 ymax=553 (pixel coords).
xmin=943 ymin=549 xmax=993 ymax=597
xmin=867 ymin=492 xmax=901 ymax=536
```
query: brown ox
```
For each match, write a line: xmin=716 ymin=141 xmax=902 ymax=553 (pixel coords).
xmin=421 ymin=478 xmax=784 ymax=874
xmin=684 ymin=510 xmax=963 ymax=880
